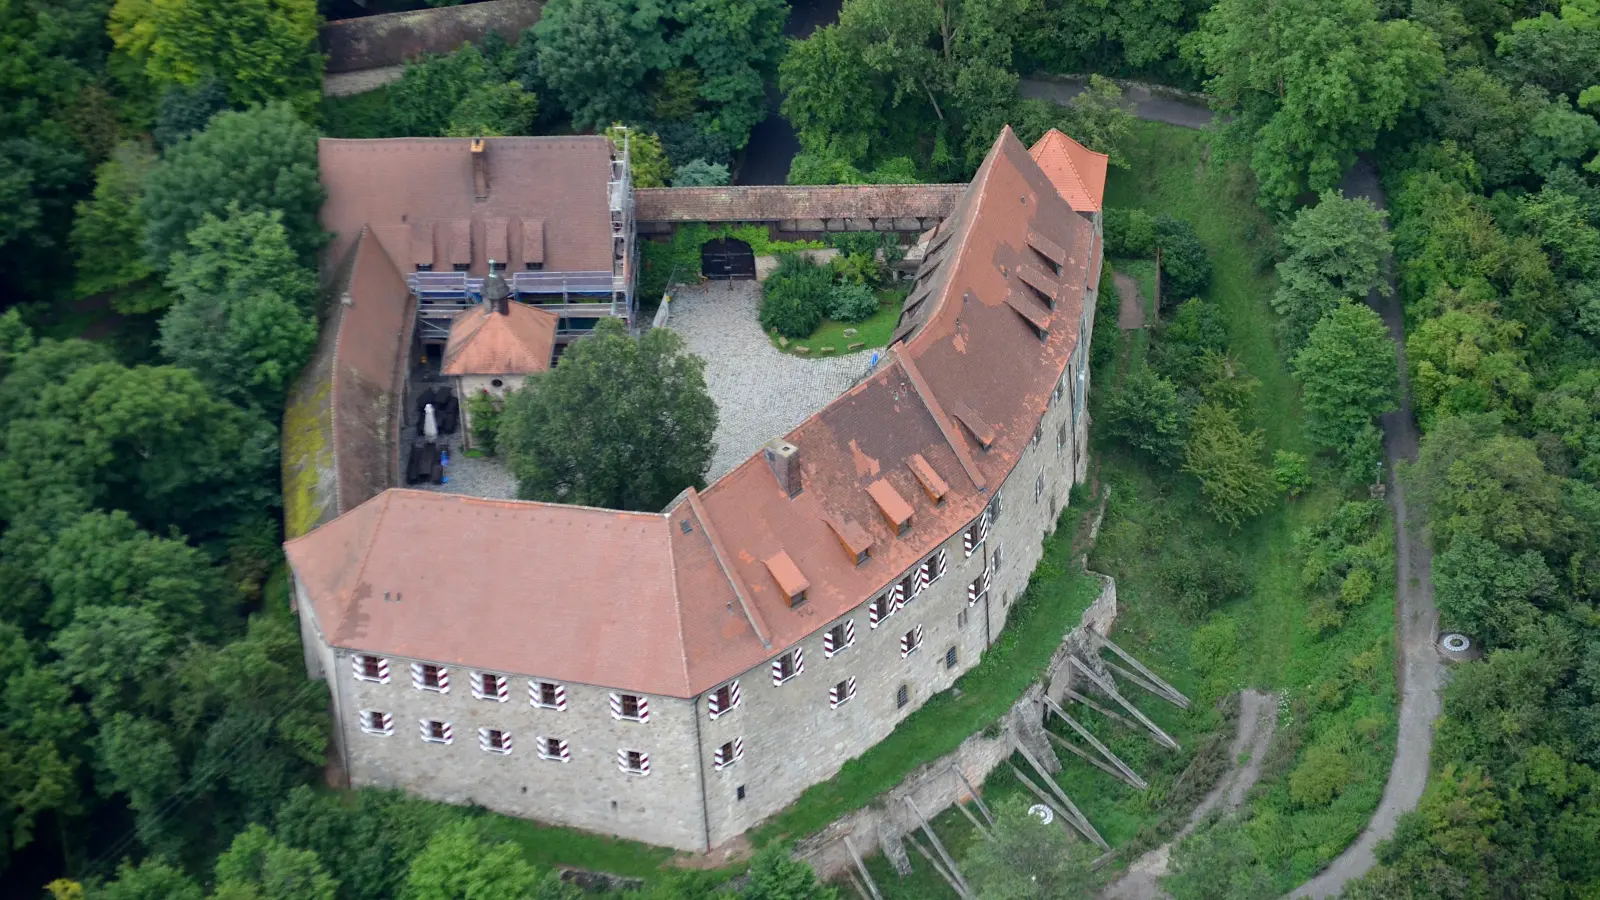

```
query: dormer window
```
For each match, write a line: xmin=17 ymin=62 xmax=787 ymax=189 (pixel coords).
xmin=764 ymin=551 xmax=810 ymax=609
xmin=867 ymin=479 xmax=913 ymax=535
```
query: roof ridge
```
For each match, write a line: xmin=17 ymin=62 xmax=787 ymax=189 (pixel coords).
xmin=331 ymin=490 xmax=393 ymax=646
xmin=896 ymin=352 xmax=987 ymax=491
xmin=665 ymin=518 xmax=693 ymax=696
xmin=685 ymin=487 xmax=772 ymax=650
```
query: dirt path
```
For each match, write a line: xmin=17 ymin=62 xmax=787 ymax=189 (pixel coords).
xmin=1287 ymin=159 xmax=1444 ymax=899
xmin=1102 ymin=689 xmax=1278 ymax=900
xmin=1115 ymin=272 xmax=1146 ymax=329
xmin=1020 ymin=77 xmax=1216 ymax=130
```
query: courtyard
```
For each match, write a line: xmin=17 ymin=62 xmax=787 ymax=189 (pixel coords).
xmin=666 ymin=279 xmax=881 ymax=481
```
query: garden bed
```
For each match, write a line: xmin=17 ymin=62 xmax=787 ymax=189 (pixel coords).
xmin=770 ymin=286 xmax=906 ymax=357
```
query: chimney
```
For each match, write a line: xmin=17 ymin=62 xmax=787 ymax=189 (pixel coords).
xmin=763 ymin=439 xmax=802 ymax=497
xmin=471 ymin=138 xmax=489 ymax=199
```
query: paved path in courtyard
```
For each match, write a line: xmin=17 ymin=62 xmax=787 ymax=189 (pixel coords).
xmin=1027 ymin=82 xmax=1442 ymax=898
xmin=666 ymin=280 xmax=875 ymax=482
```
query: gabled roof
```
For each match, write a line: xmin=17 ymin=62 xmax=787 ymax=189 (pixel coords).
xmin=441 ymin=302 xmax=557 ymax=376
xmin=1028 ymin=129 xmax=1109 ymax=213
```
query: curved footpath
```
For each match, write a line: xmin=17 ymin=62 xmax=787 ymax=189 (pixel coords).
xmin=1020 ymin=78 xmax=1445 ymax=897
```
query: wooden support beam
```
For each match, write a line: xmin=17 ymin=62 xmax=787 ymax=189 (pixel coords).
xmin=846 ymin=872 xmax=873 ymax=900
xmin=1068 ymin=657 xmax=1181 ymax=750
xmin=1066 ymin=688 xmax=1141 ymax=731
xmin=1096 ymin=635 xmax=1190 ymax=708
xmin=1102 ymin=660 xmax=1184 ymax=708
xmin=905 ymin=797 xmax=974 ymax=898
xmin=1046 ymin=730 xmax=1145 ymax=789
xmin=905 ymin=832 xmax=972 ymax=900
xmin=1042 ymin=696 xmax=1148 ymax=790
xmin=1006 ymin=762 xmax=1107 ymax=850
xmin=954 ymin=799 xmax=995 ymax=841
xmin=1010 ymin=741 xmax=1109 ymax=850
xmin=950 ymin=765 xmax=997 ymax=827
xmin=1092 ymin=849 xmax=1121 ymax=871
xmin=843 ymin=836 xmax=885 ymax=900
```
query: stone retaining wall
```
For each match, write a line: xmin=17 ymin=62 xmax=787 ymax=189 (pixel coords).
xmin=322 ymin=0 xmax=545 ymax=74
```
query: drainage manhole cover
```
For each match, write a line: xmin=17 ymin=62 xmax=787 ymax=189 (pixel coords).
xmin=1028 ymin=803 xmax=1054 ymax=824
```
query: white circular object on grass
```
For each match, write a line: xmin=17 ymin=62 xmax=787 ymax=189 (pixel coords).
xmin=1028 ymin=803 xmax=1054 ymax=825
xmin=1441 ymin=633 xmax=1470 ymax=652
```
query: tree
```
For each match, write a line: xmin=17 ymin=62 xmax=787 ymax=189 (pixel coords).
xmin=535 ymin=0 xmax=671 ymax=129
xmin=109 ymin=0 xmax=322 ymax=113
xmin=1272 ymin=191 xmax=1393 ymax=349
xmin=1434 ymin=532 xmax=1556 ymax=644
xmin=95 ymin=860 xmax=205 ymax=900
xmin=445 ymin=82 xmax=539 ymax=137
xmin=1407 ymin=416 xmax=1575 ymax=552
xmin=608 ymin=125 xmax=672 ymax=188
xmin=742 ymin=844 xmax=839 ymax=900
xmin=1292 ymin=303 xmax=1398 ymax=458
xmin=1192 ymin=0 xmax=1444 ymax=209
xmin=1406 ymin=305 xmax=1532 ymax=427
xmin=153 ymin=79 xmax=230 ymax=150
xmin=673 ymin=158 xmax=731 ymax=186
xmin=1167 ymin=819 xmax=1275 ymax=900
xmin=500 ymin=319 xmax=717 ymax=510
xmin=159 ymin=205 xmax=318 ymax=412
xmin=1102 ymin=368 xmax=1187 ymax=464
xmin=140 ymin=103 xmax=325 ymax=270
xmin=214 ymin=825 xmax=338 ymax=900
xmin=1154 ymin=214 xmax=1211 ymax=304
xmin=71 ymin=142 xmax=164 ymax=313
xmin=1495 ymin=4 xmax=1600 ymax=97
xmin=1533 ymin=369 xmax=1600 ymax=480
xmin=272 ymin=787 xmax=464 ymax=900
xmin=1183 ymin=402 xmax=1275 ymax=528
xmin=961 ymin=797 xmax=1094 ymax=899
xmin=759 ymin=253 xmax=834 ymax=338
xmin=402 ymin=820 xmax=576 ymax=900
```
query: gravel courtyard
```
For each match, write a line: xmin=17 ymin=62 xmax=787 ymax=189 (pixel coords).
xmin=667 ymin=280 xmax=878 ymax=482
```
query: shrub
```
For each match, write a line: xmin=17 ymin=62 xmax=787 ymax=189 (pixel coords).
xmin=1273 ymin=450 xmax=1312 ymax=496
xmin=468 ymin=390 xmax=502 ymax=455
xmin=828 ymin=282 xmax=879 ymax=322
xmin=1154 ymin=214 xmax=1212 ymax=307
xmin=1151 ymin=298 xmax=1229 ymax=389
xmin=831 ymin=251 xmax=881 ymax=286
xmin=1102 ymin=368 xmax=1186 ymax=464
xmin=759 ymin=254 xmax=832 ymax=338
xmin=671 ymin=158 xmax=730 ymax=187
xmin=1288 ymin=740 xmax=1355 ymax=808
xmin=1105 ymin=207 xmax=1157 ymax=256
xmin=1157 ymin=542 xmax=1249 ymax=620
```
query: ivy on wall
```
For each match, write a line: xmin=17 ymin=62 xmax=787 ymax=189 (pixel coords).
xmin=638 ymin=223 xmax=826 ymax=309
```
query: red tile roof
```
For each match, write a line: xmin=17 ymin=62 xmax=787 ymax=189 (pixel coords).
xmin=287 ymin=127 xmax=1100 ymax=697
xmin=1028 ymin=129 xmax=1109 ymax=213
xmin=441 ymin=301 xmax=557 ymax=376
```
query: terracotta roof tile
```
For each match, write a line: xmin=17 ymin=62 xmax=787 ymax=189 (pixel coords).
xmin=440 ymin=301 xmax=557 ymax=376
xmin=1028 ymin=128 xmax=1109 ymax=213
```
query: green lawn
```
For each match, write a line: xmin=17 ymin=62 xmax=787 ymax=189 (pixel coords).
xmin=478 ymin=816 xmax=685 ymax=880
xmin=774 ymin=286 xmax=906 ymax=357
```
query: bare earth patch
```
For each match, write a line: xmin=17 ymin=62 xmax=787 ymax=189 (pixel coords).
xmin=1115 ymin=272 xmax=1146 ymax=330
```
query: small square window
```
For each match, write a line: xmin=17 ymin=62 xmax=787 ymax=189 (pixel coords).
xmin=452 ymin=262 xmax=470 ymax=272
xmin=900 ymin=625 xmax=923 ymax=658
xmin=824 ymin=621 xmax=856 ymax=657
xmin=526 ymin=261 xmax=544 ymax=271
xmin=708 ymin=681 xmax=741 ymax=718
xmin=538 ymin=737 xmax=571 ymax=761
xmin=420 ymin=719 xmax=452 ymax=744
xmin=736 ymin=785 xmax=746 ymax=801
xmin=896 ymin=684 xmax=910 ymax=709
xmin=531 ymin=681 xmax=566 ymax=710
xmin=353 ymin=654 xmax=389 ymax=683
xmin=611 ymin=693 xmax=648 ymax=722
xmin=416 ymin=263 xmax=434 ymax=272
xmin=473 ymin=672 xmax=508 ymax=702
xmin=945 ymin=646 xmax=958 ymax=669
xmin=714 ymin=738 xmax=744 ymax=770
xmin=479 ymin=727 xmax=512 ymax=754
xmin=359 ymin=709 xmax=393 ymax=735
xmin=618 ymin=749 xmax=650 ymax=776
xmin=830 ymin=677 xmax=857 ymax=709
xmin=771 ymin=649 xmax=803 ymax=685
xmin=412 ymin=663 xmax=448 ymax=693
xmin=489 ymin=261 xmax=507 ymax=272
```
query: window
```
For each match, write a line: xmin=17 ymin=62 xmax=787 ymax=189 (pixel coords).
xmin=736 ymin=785 xmax=746 ymax=800
xmin=823 ymin=620 xmax=856 ymax=658
xmin=868 ymin=592 xmax=892 ymax=628
xmin=416 ymin=263 xmax=434 ymax=272
xmin=472 ymin=672 xmax=509 ymax=702
xmin=479 ymin=727 xmax=513 ymax=754
xmin=452 ymin=262 xmax=471 ymax=272
xmin=963 ymin=510 xmax=992 ymax=557
xmin=910 ymin=550 xmax=948 ymax=599
xmin=1052 ymin=374 xmax=1064 ymax=406
xmin=610 ymin=693 xmax=649 ymax=722
xmin=829 ymin=677 xmax=858 ymax=709
xmin=618 ymin=749 xmax=650 ymax=776
xmin=420 ymin=719 xmax=452 ymax=744
xmin=1058 ymin=421 xmax=1067 ymax=454
xmin=525 ymin=261 xmax=544 ymax=271
xmin=900 ymin=625 xmax=924 ymax=658
xmin=771 ymin=648 xmax=804 ymax=685
xmin=945 ymin=646 xmax=958 ymax=669
xmin=352 ymin=654 xmax=390 ymax=683
xmin=1035 ymin=471 xmax=1046 ymax=503
xmin=537 ymin=736 xmax=571 ymax=761
xmin=707 ymin=680 xmax=741 ymax=719
xmin=489 ymin=261 xmax=506 ymax=272
xmin=412 ymin=663 xmax=449 ymax=693
xmin=714 ymin=738 xmax=745 ymax=770
xmin=490 ymin=378 xmax=504 ymax=388
xmin=896 ymin=684 xmax=910 ymax=709
xmin=968 ymin=570 xmax=989 ymax=606
xmin=359 ymin=710 xmax=393 ymax=736
xmin=1031 ymin=420 xmax=1042 ymax=447
xmin=530 ymin=681 xmax=567 ymax=710
xmin=993 ymin=543 xmax=1004 ymax=574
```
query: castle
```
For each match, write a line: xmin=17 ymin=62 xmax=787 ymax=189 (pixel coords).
xmin=283 ymin=125 xmax=1106 ymax=852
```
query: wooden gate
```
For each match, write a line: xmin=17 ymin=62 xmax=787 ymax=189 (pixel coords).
xmin=701 ymin=238 xmax=756 ymax=280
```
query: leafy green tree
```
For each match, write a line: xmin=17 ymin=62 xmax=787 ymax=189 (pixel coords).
xmin=95 ymin=859 xmax=205 ymax=900
xmin=1154 ymin=214 xmax=1211 ymax=304
xmin=535 ymin=0 xmax=671 ymax=129
xmin=159 ymin=205 xmax=318 ymax=412
xmin=1407 ymin=415 xmax=1575 ymax=552
xmin=1292 ymin=303 xmax=1398 ymax=457
xmin=1183 ymin=402 xmax=1275 ymax=528
xmin=670 ymin=0 xmax=788 ymax=147
xmin=71 ymin=142 xmax=164 ymax=313
xmin=153 ymin=79 xmax=230 ymax=150
xmin=673 ymin=158 xmax=731 ymax=186
xmin=1406 ymin=305 xmax=1532 ymax=426
xmin=0 ymin=136 xmax=88 ymax=289
xmin=1533 ymin=369 xmax=1600 ymax=479
xmin=1102 ymin=368 xmax=1187 ymax=464
xmin=1521 ymin=92 xmax=1600 ymax=178
xmin=1273 ymin=449 xmax=1313 ymax=495
xmin=273 ymin=787 xmax=465 ymax=900
xmin=742 ymin=844 xmax=839 ymax=900
xmin=1434 ymin=532 xmax=1556 ymax=643
xmin=779 ymin=25 xmax=886 ymax=167
xmin=215 ymin=825 xmax=338 ymax=900
xmin=444 ymin=82 xmax=539 ymax=137
xmin=1421 ymin=69 xmax=1536 ymax=188
xmin=140 ymin=103 xmax=325 ymax=270
xmin=1026 ymin=0 xmax=1206 ymax=78
xmin=109 ymin=0 xmax=322 ymax=112
xmin=402 ymin=820 xmax=576 ymax=900
xmin=0 ymin=623 xmax=86 ymax=869
xmin=501 ymin=319 xmax=716 ymax=510
xmin=1103 ymin=208 xmax=1157 ymax=256
xmin=42 ymin=508 xmax=230 ymax=633
xmin=1166 ymin=818 xmax=1275 ymax=900
xmin=1192 ymin=0 xmax=1444 ymax=209
xmin=608 ymin=125 xmax=672 ymax=188
xmin=1495 ymin=3 xmax=1600 ymax=97
xmin=1272 ymin=191 xmax=1393 ymax=349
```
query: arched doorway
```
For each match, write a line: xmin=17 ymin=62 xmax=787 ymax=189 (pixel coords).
xmin=702 ymin=237 xmax=756 ymax=280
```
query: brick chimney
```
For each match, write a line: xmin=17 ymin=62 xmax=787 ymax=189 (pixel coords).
xmin=763 ymin=439 xmax=802 ymax=497
xmin=471 ymin=138 xmax=489 ymax=199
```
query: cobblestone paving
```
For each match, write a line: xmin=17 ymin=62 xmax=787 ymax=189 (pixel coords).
xmin=401 ymin=366 xmax=520 ymax=501
xmin=668 ymin=280 xmax=878 ymax=482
